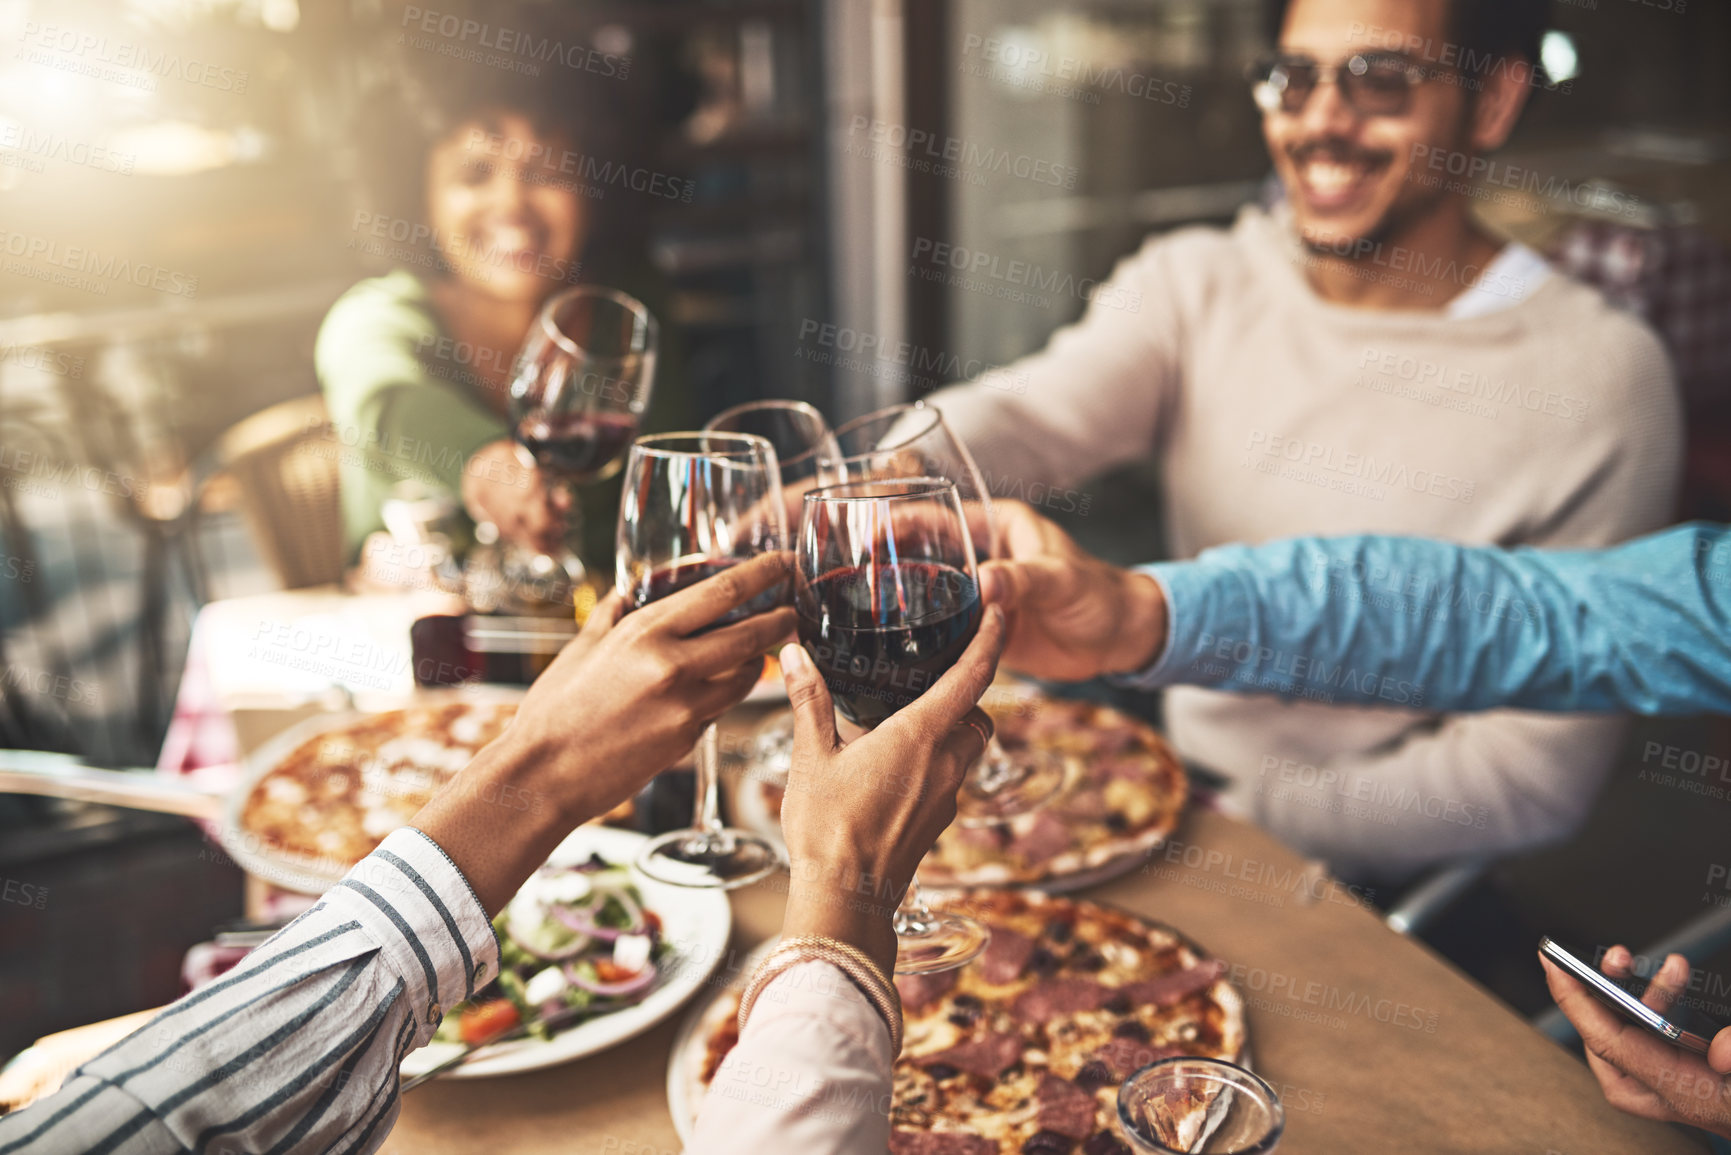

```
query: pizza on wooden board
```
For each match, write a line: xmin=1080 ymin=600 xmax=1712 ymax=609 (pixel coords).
xmin=683 ymin=891 xmax=1245 ymax=1154
xmin=752 ymin=689 xmax=1187 ymax=888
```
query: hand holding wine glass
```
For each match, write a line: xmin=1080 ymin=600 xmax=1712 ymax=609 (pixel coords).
xmin=794 ymin=477 xmax=996 ymax=972
xmin=617 ymin=431 xmax=790 ymax=889
xmin=499 ymin=285 xmax=658 ymax=600
xmin=416 ymin=556 xmax=794 ymax=913
xmin=821 ymin=403 xmax=1064 ymax=824
xmin=979 ymin=498 xmax=1170 ymax=682
xmin=774 ymin=606 xmax=1005 ymax=979
xmin=461 ymin=438 xmax=567 ymax=555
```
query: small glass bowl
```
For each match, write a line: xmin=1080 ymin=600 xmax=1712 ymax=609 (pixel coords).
xmin=1116 ymin=1057 xmax=1285 ymax=1154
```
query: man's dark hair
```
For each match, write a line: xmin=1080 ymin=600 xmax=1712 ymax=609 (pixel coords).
xmin=1266 ymin=0 xmax=1549 ymax=69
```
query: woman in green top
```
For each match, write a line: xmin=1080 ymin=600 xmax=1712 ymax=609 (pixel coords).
xmin=317 ymin=10 xmax=683 ymax=567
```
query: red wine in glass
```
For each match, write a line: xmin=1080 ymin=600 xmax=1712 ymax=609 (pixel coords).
xmin=631 ymin=556 xmax=784 ymax=627
xmin=497 ymin=285 xmax=658 ymax=605
xmin=797 ymin=560 xmax=981 ymax=727
xmin=517 ymin=411 xmax=641 ymax=484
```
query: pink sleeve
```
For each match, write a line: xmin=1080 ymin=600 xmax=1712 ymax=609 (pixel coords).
xmin=690 ymin=961 xmax=895 ymax=1154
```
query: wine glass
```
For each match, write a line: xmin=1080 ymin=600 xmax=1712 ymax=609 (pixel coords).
xmin=705 ymin=400 xmax=839 ymax=493
xmin=504 ymin=284 xmax=658 ymax=607
xmin=795 ymin=476 xmax=992 ymax=973
xmin=823 ymin=402 xmax=996 ymax=554
xmin=1117 ymin=1058 xmax=1284 ymax=1153
xmin=822 ymin=402 xmax=1065 ymax=824
xmin=617 ymin=431 xmax=785 ymax=889
xmin=704 ymin=400 xmax=841 ymax=796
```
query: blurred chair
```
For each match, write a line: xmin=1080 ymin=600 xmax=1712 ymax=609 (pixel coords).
xmin=0 ymin=412 xmax=91 ymax=756
xmin=1386 ymin=220 xmax=1731 ymax=940
xmin=191 ymin=394 xmax=345 ymax=591
xmin=1550 ymin=219 xmax=1731 ymax=520
xmin=1382 ymin=861 xmax=1493 ymax=936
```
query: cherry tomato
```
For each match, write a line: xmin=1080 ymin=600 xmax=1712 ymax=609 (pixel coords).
xmin=594 ymin=960 xmax=639 ymax=984
xmin=457 ymin=999 xmax=520 ymax=1045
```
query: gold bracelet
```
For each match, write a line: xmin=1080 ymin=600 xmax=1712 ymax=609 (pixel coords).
xmin=742 ymin=945 xmax=901 ymax=1055
xmin=738 ymin=936 xmax=903 ymax=1053
xmin=740 ymin=938 xmax=898 ymax=1036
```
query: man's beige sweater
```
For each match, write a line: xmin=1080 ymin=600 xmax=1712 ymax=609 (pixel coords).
xmin=931 ymin=205 xmax=1682 ymax=879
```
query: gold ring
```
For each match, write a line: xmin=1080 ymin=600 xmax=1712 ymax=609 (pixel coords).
xmin=963 ymin=717 xmax=994 ymax=749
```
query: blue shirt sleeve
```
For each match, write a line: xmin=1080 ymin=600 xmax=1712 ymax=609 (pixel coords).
xmin=1118 ymin=523 xmax=1731 ymax=717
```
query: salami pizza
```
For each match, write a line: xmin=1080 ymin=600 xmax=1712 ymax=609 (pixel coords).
xmin=746 ymin=686 xmax=1187 ymax=889
xmin=681 ymin=891 xmax=1245 ymax=1153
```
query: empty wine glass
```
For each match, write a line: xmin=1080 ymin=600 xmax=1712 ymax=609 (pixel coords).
xmin=822 ymin=402 xmax=1065 ymax=824
xmin=704 ymin=400 xmax=841 ymax=796
xmin=617 ymin=431 xmax=785 ymax=889
xmin=795 ymin=477 xmax=991 ymax=973
xmin=1117 ymin=1058 xmax=1285 ymax=1154
xmin=504 ymin=285 xmax=658 ymax=605
xmin=705 ymin=399 xmax=839 ymax=492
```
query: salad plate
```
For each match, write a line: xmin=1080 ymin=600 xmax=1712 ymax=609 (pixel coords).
xmin=398 ymin=824 xmax=733 ymax=1080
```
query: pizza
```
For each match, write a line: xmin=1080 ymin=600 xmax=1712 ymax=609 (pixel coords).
xmin=239 ymin=700 xmax=520 ymax=868
xmin=746 ymin=685 xmax=1188 ymax=888
xmin=924 ymin=692 xmax=1188 ymax=887
xmin=681 ymin=891 xmax=1245 ymax=1153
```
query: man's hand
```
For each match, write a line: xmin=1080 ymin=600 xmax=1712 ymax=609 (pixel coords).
xmin=776 ymin=606 xmax=1006 ymax=976
xmin=1541 ymin=945 xmax=1731 ymax=1138
xmin=461 ymin=437 xmax=567 ymax=554
xmin=414 ymin=552 xmax=796 ymax=912
xmin=979 ymin=499 xmax=1168 ymax=682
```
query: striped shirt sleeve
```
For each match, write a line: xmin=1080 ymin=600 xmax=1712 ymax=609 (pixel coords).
xmin=0 ymin=827 xmax=499 ymax=1155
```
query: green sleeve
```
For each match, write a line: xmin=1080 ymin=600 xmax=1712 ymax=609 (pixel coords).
xmin=314 ymin=272 xmax=508 ymax=558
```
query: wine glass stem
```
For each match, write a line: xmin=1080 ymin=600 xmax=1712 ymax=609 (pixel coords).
xmin=556 ymin=478 xmax=582 ymax=549
xmin=893 ymin=876 xmax=940 ymax=937
xmin=690 ymin=722 xmax=726 ymax=845
xmin=975 ymin=737 xmax=1023 ymax=794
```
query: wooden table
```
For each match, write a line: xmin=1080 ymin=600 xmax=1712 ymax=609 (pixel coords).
xmin=382 ymin=782 xmax=1703 ymax=1154
xmin=166 ymin=613 xmax=1712 ymax=1155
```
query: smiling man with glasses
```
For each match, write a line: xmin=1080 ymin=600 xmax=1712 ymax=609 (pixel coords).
xmin=1251 ymin=0 xmax=1551 ymax=308
xmin=928 ymin=0 xmax=1683 ymax=884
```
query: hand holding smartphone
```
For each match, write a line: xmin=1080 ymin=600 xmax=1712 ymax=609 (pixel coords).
xmin=1539 ymin=937 xmax=1723 ymax=1055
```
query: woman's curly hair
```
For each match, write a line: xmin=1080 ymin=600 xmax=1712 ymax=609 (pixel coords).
xmin=343 ymin=0 xmax=652 ymax=279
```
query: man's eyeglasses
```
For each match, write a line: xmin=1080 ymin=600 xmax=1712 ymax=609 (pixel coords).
xmin=1247 ymin=53 xmax=1436 ymax=117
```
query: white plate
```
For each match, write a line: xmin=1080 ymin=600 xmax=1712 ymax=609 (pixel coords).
xmin=666 ymin=939 xmax=778 ymax=1145
xmin=398 ymin=825 xmax=733 ymax=1080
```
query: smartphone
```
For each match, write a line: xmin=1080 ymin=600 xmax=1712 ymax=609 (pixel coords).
xmin=1540 ymin=936 xmax=1723 ymax=1055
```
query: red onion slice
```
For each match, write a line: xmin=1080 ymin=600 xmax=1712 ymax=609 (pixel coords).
xmin=548 ymin=888 xmax=644 ymax=941
xmin=548 ymin=897 xmax=613 ymax=938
